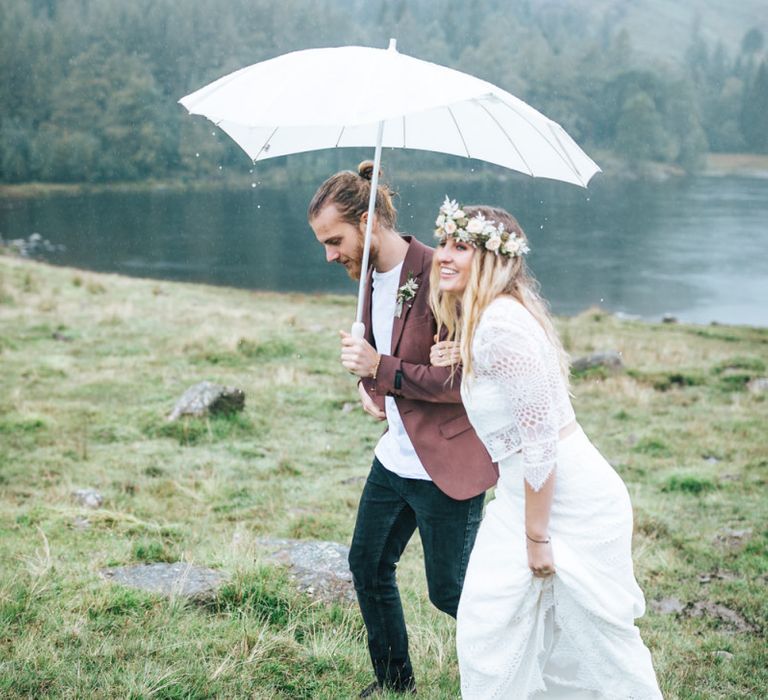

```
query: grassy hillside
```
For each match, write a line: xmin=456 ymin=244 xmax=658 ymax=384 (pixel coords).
xmin=547 ymin=0 xmax=768 ymax=64
xmin=0 ymin=254 xmax=766 ymax=698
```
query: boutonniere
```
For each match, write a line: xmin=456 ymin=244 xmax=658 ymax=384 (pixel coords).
xmin=395 ymin=272 xmax=419 ymax=318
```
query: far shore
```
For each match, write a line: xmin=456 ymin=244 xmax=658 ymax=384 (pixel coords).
xmin=1 ymin=153 xmax=767 ymax=200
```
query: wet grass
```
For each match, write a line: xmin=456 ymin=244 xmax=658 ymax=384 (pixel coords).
xmin=0 ymin=255 xmax=766 ymax=698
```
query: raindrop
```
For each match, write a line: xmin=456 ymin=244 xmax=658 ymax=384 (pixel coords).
xmin=586 ymin=197 xmax=591 ymax=202
xmin=195 ymin=152 xmax=200 ymax=158
xmin=257 ymin=205 xmax=261 ymax=209
xmin=599 ymin=297 xmax=604 ymax=303
xmin=218 ymin=166 xmax=223 ymax=170
xmin=539 ymin=225 xmax=544 ymax=229
xmin=249 ymin=169 xmax=254 ymax=174
xmin=251 ymin=183 xmax=256 ymax=188
xmin=211 ymin=131 xmax=216 ymax=136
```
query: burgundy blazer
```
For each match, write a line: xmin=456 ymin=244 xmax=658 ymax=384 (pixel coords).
xmin=359 ymin=236 xmax=498 ymax=500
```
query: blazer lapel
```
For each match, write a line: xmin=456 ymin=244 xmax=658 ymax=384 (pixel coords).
xmin=362 ymin=267 xmax=375 ymax=347
xmin=390 ymin=237 xmax=424 ymax=355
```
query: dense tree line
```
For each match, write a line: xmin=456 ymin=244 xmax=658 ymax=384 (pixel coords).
xmin=0 ymin=0 xmax=765 ymax=183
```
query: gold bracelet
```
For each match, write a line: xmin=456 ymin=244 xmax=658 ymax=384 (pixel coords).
xmin=526 ymin=533 xmax=551 ymax=544
xmin=371 ymin=354 xmax=382 ymax=380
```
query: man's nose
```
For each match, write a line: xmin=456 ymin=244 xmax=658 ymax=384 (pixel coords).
xmin=325 ymin=247 xmax=339 ymax=263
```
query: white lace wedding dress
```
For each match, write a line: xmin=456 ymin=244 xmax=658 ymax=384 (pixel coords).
xmin=456 ymin=296 xmax=662 ymax=699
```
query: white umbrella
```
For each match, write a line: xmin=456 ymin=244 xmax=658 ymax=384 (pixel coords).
xmin=179 ymin=39 xmax=600 ymax=337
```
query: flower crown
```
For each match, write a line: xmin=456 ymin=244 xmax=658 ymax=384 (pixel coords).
xmin=434 ymin=197 xmax=530 ymax=258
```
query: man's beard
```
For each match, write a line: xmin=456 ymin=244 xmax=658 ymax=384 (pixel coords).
xmin=338 ymin=235 xmax=374 ymax=281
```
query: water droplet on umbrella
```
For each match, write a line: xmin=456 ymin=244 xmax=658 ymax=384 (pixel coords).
xmin=195 ymin=152 xmax=200 ymax=158
xmin=600 ymin=298 xmax=604 ymax=302
xmin=251 ymin=183 xmax=256 ymax=188
xmin=257 ymin=205 xmax=261 ymax=209
xmin=539 ymin=225 xmax=544 ymax=229
xmin=249 ymin=169 xmax=253 ymax=174
xmin=211 ymin=131 xmax=216 ymax=136
xmin=586 ymin=197 xmax=590 ymax=202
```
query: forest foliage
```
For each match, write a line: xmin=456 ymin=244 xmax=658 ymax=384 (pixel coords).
xmin=1 ymin=0 xmax=766 ymax=183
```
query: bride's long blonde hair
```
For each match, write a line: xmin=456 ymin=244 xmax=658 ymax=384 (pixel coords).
xmin=429 ymin=205 xmax=570 ymax=383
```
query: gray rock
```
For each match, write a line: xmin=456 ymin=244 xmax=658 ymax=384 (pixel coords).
xmin=341 ymin=402 xmax=357 ymax=413
xmin=571 ymin=351 xmax=624 ymax=374
xmin=72 ymin=516 xmax=91 ymax=530
xmin=100 ymin=562 xmax=226 ymax=602
xmin=72 ymin=488 xmax=104 ymax=509
xmin=4 ymin=232 xmax=64 ymax=258
xmin=661 ymin=314 xmax=678 ymax=324
xmin=747 ymin=377 xmax=768 ymax=394
xmin=167 ymin=381 xmax=245 ymax=421
xmin=340 ymin=475 xmax=367 ymax=486
xmin=649 ymin=597 xmax=684 ymax=615
xmin=685 ymin=600 xmax=756 ymax=634
xmin=257 ymin=538 xmax=354 ymax=604
xmin=714 ymin=528 xmax=752 ymax=550
xmin=713 ymin=651 xmax=734 ymax=660
xmin=698 ymin=570 xmax=738 ymax=584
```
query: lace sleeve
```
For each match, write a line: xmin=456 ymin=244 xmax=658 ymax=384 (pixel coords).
xmin=475 ymin=317 xmax=558 ymax=491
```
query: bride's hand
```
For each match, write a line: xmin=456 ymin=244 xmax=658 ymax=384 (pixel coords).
xmin=430 ymin=340 xmax=461 ymax=367
xmin=527 ymin=539 xmax=555 ymax=578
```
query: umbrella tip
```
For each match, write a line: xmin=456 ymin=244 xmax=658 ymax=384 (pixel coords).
xmin=388 ymin=38 xmax=397 ymax=51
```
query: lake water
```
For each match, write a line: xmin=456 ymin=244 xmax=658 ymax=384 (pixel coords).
xmin=1 ymin=174 xmax=766 ymax=326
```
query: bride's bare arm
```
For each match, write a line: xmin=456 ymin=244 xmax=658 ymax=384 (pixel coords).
xmin=525 ymin=472 xmax=556 ymax=577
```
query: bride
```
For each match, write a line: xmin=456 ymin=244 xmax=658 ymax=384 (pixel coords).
xmin=428 ymin=199 xmax=662 ymax=699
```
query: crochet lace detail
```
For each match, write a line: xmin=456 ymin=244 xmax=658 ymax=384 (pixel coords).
xmin=461 ymin=297 xmax=575 ymax=491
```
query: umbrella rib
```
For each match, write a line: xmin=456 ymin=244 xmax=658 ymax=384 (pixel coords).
xmin=446 ymin=106 xmax=471 ymax=158
xmin=335 ymin=126 xmax=346 ymax=147
xmin=253 ymin=127 xmax=279 ymax=161
xmin=486 ymin=97 xmax=585 ymax=183
xmin=402 ymin=116 xmax=406 ymax=148
xmin=547 ymin=123 xmax=585 ymax=183
xmin=477 ymin=102 xmax=534 ymax=176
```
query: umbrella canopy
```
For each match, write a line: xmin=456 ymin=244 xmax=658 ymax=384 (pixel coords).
xmin=179 ymin=40 xmax=600 ymax=336
xmin=179 ymin=42 xmax=599 ymax=188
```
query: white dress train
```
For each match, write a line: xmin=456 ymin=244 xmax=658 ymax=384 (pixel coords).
xmin=456 ymin=297 xmax=662 ymax=699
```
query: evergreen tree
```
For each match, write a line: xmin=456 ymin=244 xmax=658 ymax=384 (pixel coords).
xmin=740 ymin=61 xmax=768 ymax=153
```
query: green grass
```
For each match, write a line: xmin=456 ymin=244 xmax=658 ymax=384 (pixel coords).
xmin=1 ymin=255 xmax=767 ymax=698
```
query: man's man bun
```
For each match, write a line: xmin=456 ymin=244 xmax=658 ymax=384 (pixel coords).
xmin=357 ymin=160 xmax=376 ymax=181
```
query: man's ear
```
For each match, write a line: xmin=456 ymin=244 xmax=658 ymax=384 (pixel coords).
xmin=359 ymin=211 xmax=369 ymax=233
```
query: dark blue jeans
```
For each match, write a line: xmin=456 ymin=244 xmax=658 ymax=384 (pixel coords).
xmin=348 ymin=457 xmax=485 ymax=691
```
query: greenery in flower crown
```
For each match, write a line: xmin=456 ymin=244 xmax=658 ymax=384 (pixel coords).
xmin=434 ymin=197 xmax=530 ymax=258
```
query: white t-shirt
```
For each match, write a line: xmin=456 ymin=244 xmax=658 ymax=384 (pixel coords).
xmin=371 ymin=262 xmax=431 ymax=481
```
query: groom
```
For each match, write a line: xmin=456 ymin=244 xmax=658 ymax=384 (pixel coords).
xmin=308 ymin=165 xmax=497 ymax=697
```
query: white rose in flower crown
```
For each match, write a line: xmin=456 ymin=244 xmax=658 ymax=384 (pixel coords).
xmin=454 ymin=209 xmax=465 ymax=219
xmin=444 ymin=219 xmax=457 ymax=235
xmin=466 ymin=217 xmax=484 ymax=234
xmin=435 ymin=214 xmax=446 ymax=227
xmin=485 ymin=235 xmax=502 ymax=252
xmin=503 ymin=237 xmax=521 ymax=255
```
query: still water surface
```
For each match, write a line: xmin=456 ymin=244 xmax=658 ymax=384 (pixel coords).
xmin=1 ymin=175 xmax=766 ymax=326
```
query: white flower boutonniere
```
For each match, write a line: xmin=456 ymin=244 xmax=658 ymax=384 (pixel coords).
xmin=395 ymin=272 xmax=419 ymax=318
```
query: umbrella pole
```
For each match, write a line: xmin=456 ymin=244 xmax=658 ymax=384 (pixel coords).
xmin=351 ymin=119 xmax=385 ymax=339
